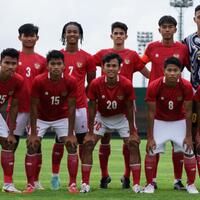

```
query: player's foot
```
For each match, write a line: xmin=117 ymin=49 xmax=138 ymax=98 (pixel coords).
xmin=120 ymin=176 xmax=130 ymax=189
xmin=186 ymin=184 xmax=199 ymax=194
xmin=174 ymin=180 xmax=185 ymax=190
xmin=51 ymin=176 xmax=60 ymax=190
xmin=100 ymin=176 xmax=111 ymax=188
xmin=68 ymin=183 xmax=79 ymax=193
xmin=2 ymin=183 xmax=21 ymax=193
xmin=152 ymin=181 xmax=158 ymax=190
xmin=143 ymin=183 xmax=155 ymax=193
xmin=132 ymin=184 xmax=142 ymax=193
xmin=34 ymin=181 xmax=45 ymax=190
xmin=80 ymin=183 xmax=90 ymax=193
xmin=23 ymin=184 xmax=35 ymax=194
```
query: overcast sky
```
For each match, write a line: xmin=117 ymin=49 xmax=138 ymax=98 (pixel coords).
xmin=0 ymin=0 xmax=199 ymax=86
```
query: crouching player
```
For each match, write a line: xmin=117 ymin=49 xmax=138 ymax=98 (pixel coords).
xmin=24 ymin=50 xmax=78 ymax=193
xmin=80 ymin=53 xmax=141 ymax=193
xmin=144 ymin=57 xmax=198 ymax=194
xmin=0 ymin=48 xmax=23 ymax=193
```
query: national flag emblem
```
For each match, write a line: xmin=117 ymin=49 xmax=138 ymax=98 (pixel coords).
xmin=77 ymin=62 xmax=83 ymax=68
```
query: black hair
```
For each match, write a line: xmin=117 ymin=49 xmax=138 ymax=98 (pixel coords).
xmin=102 ymin=53 xmax=122 ymax=66
xmin=158 ymin=15 xmax=177 ymax=27
xmin=111 ymin=21 xmax=128 ymax=34
xmin=195 ymin=5 xmax=200 ymax=14
xmin=164 ymin=56 xmax=182 ymax=69
xmin=46 ymin=50 xmax=64 ymax=63
xmin=61 ymin=21 xmax=83 ymax=45
xmin=18 ymin=23 xmax=39 ymax=36
xmin=1 ymin=48 xmax=19 ymax=61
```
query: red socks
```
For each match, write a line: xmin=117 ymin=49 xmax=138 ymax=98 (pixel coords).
xmin=123 ymin=144 xmax=130 ymax=178
xmin=52 ymin=143 xmax=64 ymax=174
xmin=196 ymin=155 xmax=200 ymax=177
xmin=99 ymin=144 xmax=110 ymax=178
xmin=25 ymin=154 xmax=37 ymax=186
xmin=145 ymin=154 xmax=157 ymax=184
xmin=1 ymin=150 xmax=14 ymax=184
xmin=67 ymin=154 xmax=78 ymax=185
xmin=34 ymin=153 xmax=42 ymax=182
xmin=184 ymin=155 xmax=196 ymax=185
xmin=81 ymin=164 xmax=92 ymax=184
xmin=130 ymin=164 xmax=141 ymax=185
xmin=172 ymin=151 xmax=183 ymax=180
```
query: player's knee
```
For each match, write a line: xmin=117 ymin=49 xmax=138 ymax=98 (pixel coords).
xmin=85 ymin=140 xmax=95 ymax=153
xmin=65 ymin=142 xmax=77 ymax=154
xmin=1 ymin=138 xmax=15 ymax=151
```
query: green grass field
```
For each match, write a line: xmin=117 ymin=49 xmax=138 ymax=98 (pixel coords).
xmin=0 ymin=139 xmax=199 ymax=200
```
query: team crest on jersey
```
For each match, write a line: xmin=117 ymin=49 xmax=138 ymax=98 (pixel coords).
xmin=161 ymin=96 xmax=164 ymax=100
xmin=18 ymin=61 xmax=22 ymax=65
xmin=155 ymin=53 xmax=159 ymax=58
xmin=34 ymin=63 xmax=41 ymax=69
xmin=124 ymin=59 xmax=130 ymax=64
xmin=101 ymin=95 xmax=105 ymax=99
xmin=61 ymin=91 xmax=68 ymax=97
xmin=173 ymin=54 xmax=180 ymax=58
xmin=77 ymin=62 xmax=83 ymax=68
xmin=177 ymin=96 xmax=183 ymax=101
xmin=45 ymin=91 xmax=49 ymax=95
xmin=8 ymin=91 xmax=14 ymax=96
xmin=117 ymin=95 xmax=124 ymax=100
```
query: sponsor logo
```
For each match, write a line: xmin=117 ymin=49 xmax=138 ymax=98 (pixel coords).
xmin=61 ymin=91 xmax=68 ymax=96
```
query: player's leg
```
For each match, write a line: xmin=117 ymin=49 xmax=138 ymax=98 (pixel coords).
xmin=144 ymin=119 xmax=168 ymax=193
xmin=171 ymin=120 xmax=198 ymax=194
xmin=23 ymin=119 xmax=47 ymax=193
xmin=99 ymin=132 xmax=112 ymax=189
xmin=0 ymin=114 xmax=21 ymax=193
xmin=51 ymin=136 xmax=64 ymax=190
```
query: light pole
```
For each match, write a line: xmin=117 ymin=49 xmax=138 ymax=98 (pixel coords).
xmin=170 ymin=0 xmax=193 ymax=41
xmin=137 ymin=31 xmax=153 ymax=87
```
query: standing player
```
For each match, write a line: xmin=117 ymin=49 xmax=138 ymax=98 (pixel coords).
xmin=24 ymin=50 xmax=78 ymax=193
xmin=81 ymin=53 xmax=141 ymax=193
xmin=51 ymin=22 xmax=96 ymax=190
xmin=5 ymin=23 xmax=46 ymax=191
xmin=93 ymin=21 xmax=149 ymax=189
xmin=144 ymin=57 xmax=198 ymax=194
xmin=183 ymin=5 xmax=200 ymax=176
xmin=141 ymin=15 xmax=190 ymax=190
xmin=0 ymin=48 xmax=23 ymax=193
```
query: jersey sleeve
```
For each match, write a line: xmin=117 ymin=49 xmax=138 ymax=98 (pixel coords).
xmin=141 ymin=44 xmax=151 ymax=64
xmin=131 ymin=52 xmax=145 ymax=72
xmin=86 ymin=55 xmax=96 ymax=73
xmin=93 ymin=51 xmax=103 ymax=66
xmin=145 ymin=81 xmax=157 ymax=102
xmin=87 ymin=79 xmax=97 ymax=100
xmin=31 ymin=78 xmax=40 ymax=99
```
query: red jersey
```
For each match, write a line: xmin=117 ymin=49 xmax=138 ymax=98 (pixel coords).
xmin=31 ymin=73 xmax=77 ymax=121
xmin=61 ymin=49 xmax=96 ymax=108
xmin=0 ymin=73 xmax=23 ymax=108
xmin=93 ymin=48 xmax=144 ymax=82
xmin=146 ymin=77 xmax=193 ymax=121
xmin=15 ymin=51 xmax=46 ymax=112
xmin=88 ymin=75 xmax=135 ymax=117
xmin=141 ymin=41 xmax=190 ymax=83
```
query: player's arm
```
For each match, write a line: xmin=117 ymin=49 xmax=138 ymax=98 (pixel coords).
xmin=67 ymin=97 xmax=76 ymax=136
xmin=140 ymin=66 xmax=150 ymax=79
xmin=86 ymin=71 xmax=96 ymax=93
xmin=7 ymin=98 xmax=18 ymax=144
xmin=88 ymin=100 xmax=96 ymax=135
xmin=146 ymin=101 xmax=156 ymax=153
xmin=196 ymin=101 xmax=200 ymax=146
xmin=183 ymin=100 xmax=193 ymax=152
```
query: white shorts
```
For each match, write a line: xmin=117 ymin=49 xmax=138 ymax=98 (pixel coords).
xmin=0 ymin=114 xmax=9 ymax=138
xmin=14 ymin=112 xmax=30 ymax=136
xmin=75 ymin=108 xmax=88 ymax=134
xmin=152 ymin=119 xmax=193 ymax=155
xmin=94 ymin=112 xmax=130 ymax=138
xmin=35 ymin=118 xmax=69 ymax=139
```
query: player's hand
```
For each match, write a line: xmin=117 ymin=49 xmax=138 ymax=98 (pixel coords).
xmin=83 ymin=133 xmax=96 ymax=144
xmin=7 ymin=134 xmax=17 ymax=145
xmin=65 ymin=135 xmax=78 ymax=149
xmin=27 ymin=134 xmax=40 ymax=149
xmin=128 ymin=133 xmax=140 ymax=144
xmin=146 ymin=138 xmax=156 ymax=154
xmin=183 ymin=135 xmax=193 ymax=154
